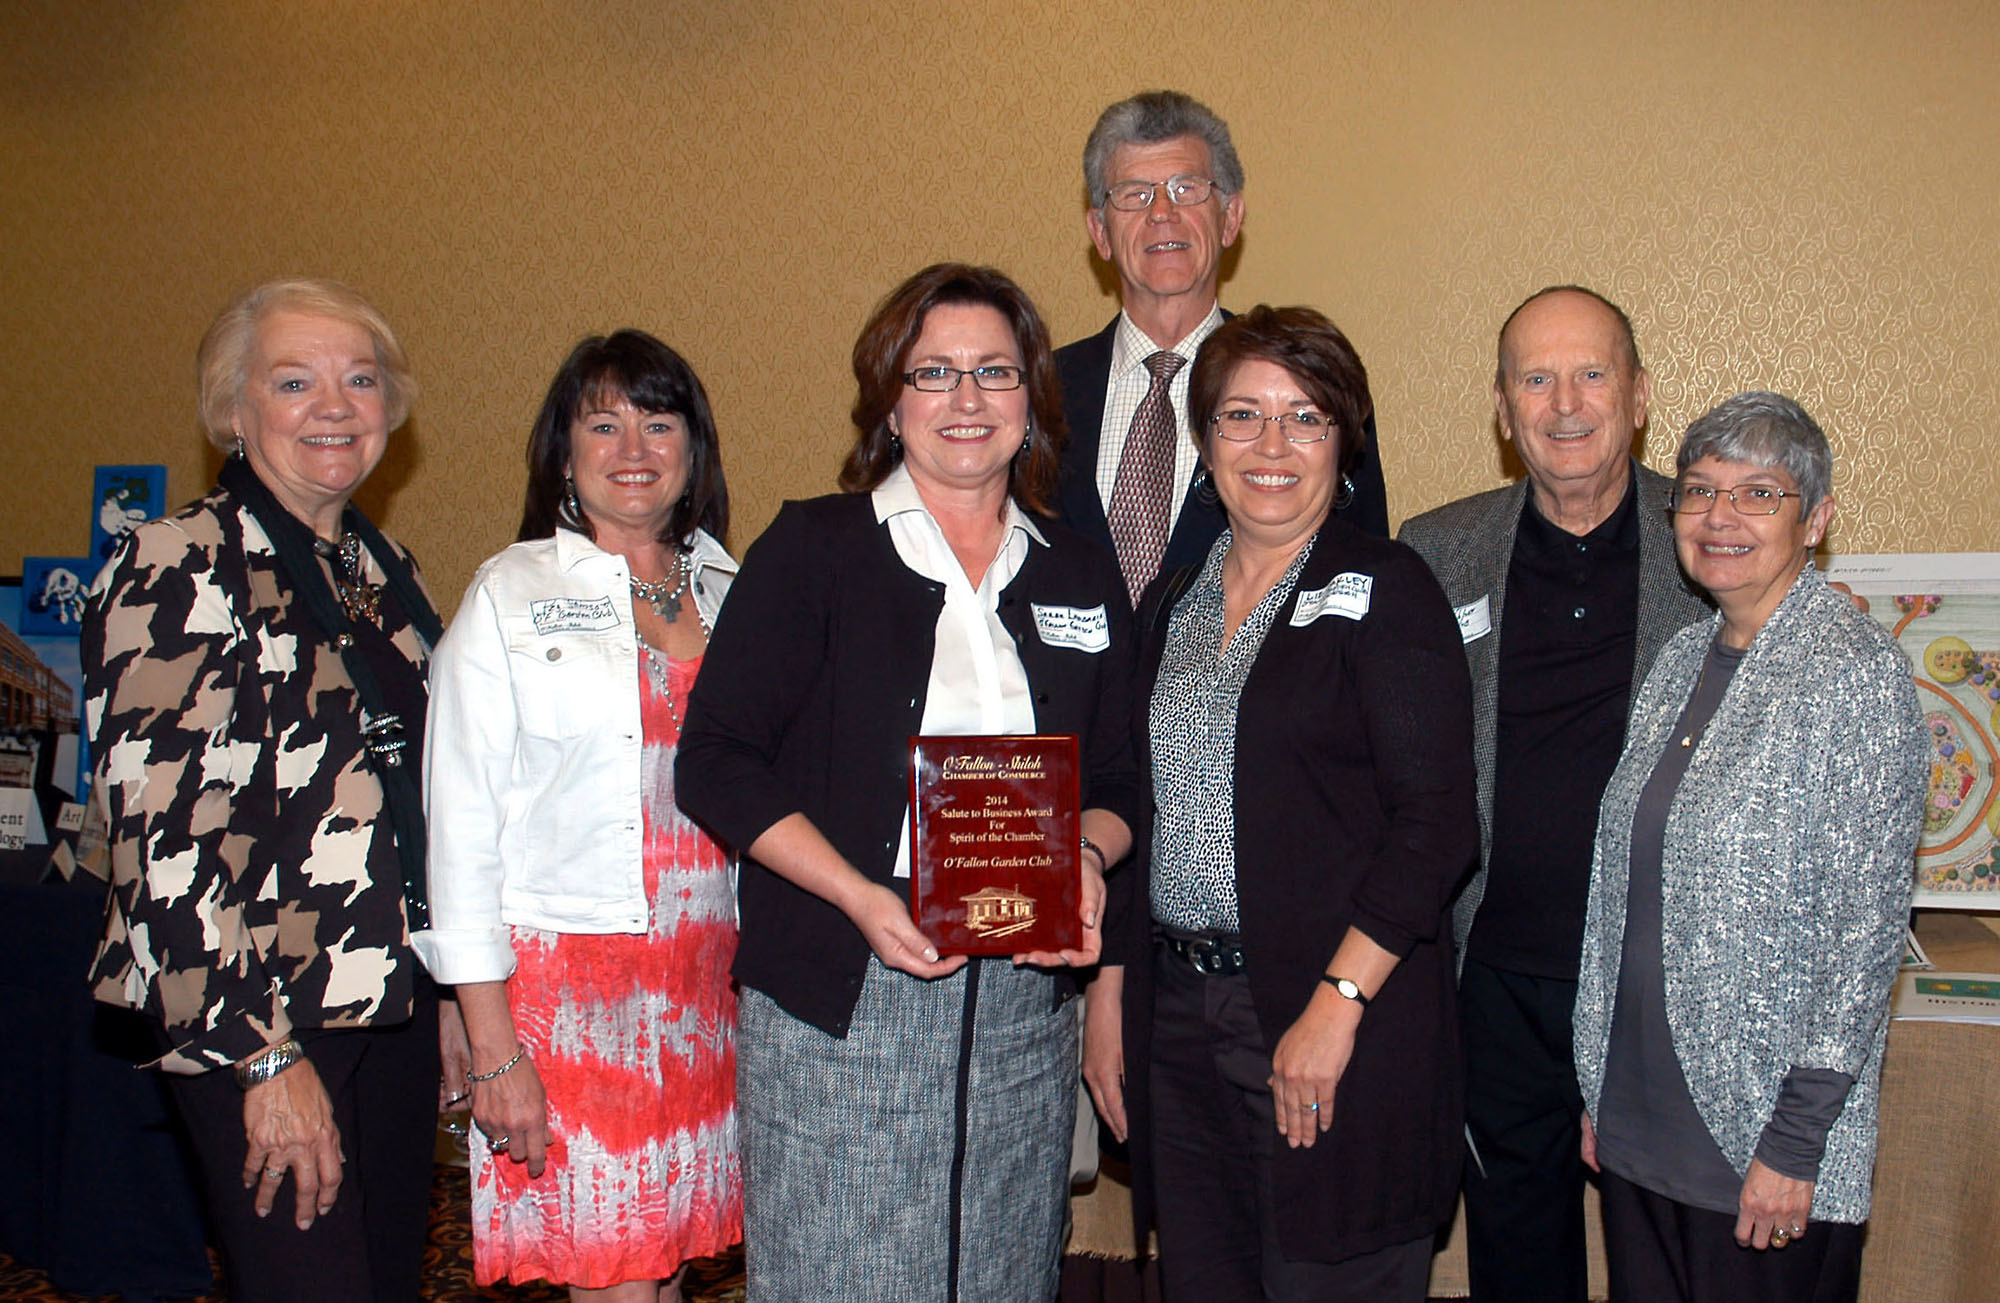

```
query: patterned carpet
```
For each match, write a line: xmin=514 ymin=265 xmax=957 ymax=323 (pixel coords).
xmin=0 ymin=1163 xmax=746 ymax=1302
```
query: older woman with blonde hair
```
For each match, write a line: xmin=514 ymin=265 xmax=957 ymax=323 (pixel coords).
xmin=85 ymin=278 xmax=445 ymax=1303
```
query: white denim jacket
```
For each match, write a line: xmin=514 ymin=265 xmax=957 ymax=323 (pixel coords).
xmin=413 ymin=526 xmax=735 ymax=984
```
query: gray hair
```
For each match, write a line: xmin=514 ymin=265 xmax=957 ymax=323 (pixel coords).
xmin=1676 ymin=391 xmax=1833 ymax=516
xmin=1083 ymin=91 xmax=1244 ymax=209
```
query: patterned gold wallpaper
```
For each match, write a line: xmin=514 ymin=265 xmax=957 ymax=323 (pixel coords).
xmin=4 ymin=0 xmax=1996 ymax=614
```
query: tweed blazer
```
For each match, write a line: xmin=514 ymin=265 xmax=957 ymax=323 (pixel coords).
xmin=1396 ymin=461 xmax=1710 ymax=956
xmin=84 ymin=478 xmax=435 ymax=1073
xmin=1573 ymin=565 xmax=1928 ymax=1222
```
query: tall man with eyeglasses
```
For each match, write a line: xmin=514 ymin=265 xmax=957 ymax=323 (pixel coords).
xmin=1397 ymin=285 xmax=1710 ymax=1302
xmin=1054 ymin=90 xmax=1389 ymax=609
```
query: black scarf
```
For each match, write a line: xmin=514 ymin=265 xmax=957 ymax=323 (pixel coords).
xmin=219 ymin=455 xmax=444 ymax=927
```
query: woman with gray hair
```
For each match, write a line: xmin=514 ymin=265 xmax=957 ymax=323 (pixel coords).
xmin=1572 ymin=391 xmax=1928 ymax=1301
xmin=84 ymin=278 xmax=445 ymax=1301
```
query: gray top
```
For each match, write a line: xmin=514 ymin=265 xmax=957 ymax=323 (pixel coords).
xmin=1574 ymin=565 xmax=1930 ymax=1223
xmin=1596 ymin=636 xmax=1750 ymax=1212
xmin=1149 ymin=532 xmax=1315 ymax=932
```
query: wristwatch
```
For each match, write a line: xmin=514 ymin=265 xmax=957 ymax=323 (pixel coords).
xmin=1320 ymin=974 xmax=1370 ymax=1007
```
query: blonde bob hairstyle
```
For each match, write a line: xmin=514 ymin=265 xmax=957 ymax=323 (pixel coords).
xmin=195 ymin=278 xmax=417 ymax=450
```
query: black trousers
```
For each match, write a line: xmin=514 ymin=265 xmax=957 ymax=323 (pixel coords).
xmin=165 ymin=988 xmax=440 ymax=1303
xmin=1148 ymin=943 xmax=1433 ymax=1303
xmin=1599 ymin=1170 xmax=1863 ymax=1303
xmin=1459 ymin=958 xmax=1590 ymax=1303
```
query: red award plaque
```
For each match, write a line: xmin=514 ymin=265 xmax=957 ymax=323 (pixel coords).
xmin=908 ymin=734 xmax=1081 ymax=956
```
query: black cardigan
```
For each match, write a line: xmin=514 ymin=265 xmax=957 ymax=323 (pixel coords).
xmin=1106 ymin=515 xmax=1479 ymax=1263
xmin=677 ymin=492 xmax=1147 ymax=1036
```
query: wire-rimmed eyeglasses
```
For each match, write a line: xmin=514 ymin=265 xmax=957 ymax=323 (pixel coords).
xmin=902 ymin=365 xmax=1025 ymax=393
xmin=1208 ymin=409 xmax=1334 ymax=444
xmin=1103 ymin=174 xmax=1219 ymax=212
xmin=1668 ymin=483 xmax=1800 ymax=515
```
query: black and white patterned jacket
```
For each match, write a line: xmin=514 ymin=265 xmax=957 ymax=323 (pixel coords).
xmin=84 ymin=477 xmax=434 ymax=1073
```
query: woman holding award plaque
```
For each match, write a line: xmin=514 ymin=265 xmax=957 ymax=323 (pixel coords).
xmin=1091 ymin=306 xmax=1478 ymax=1300
xmin=678 ymin=263 xmax=1143 ymax=1303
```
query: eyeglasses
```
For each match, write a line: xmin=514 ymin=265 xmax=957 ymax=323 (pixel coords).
xmin=1209 ymin=408 xmax=1334 ymax=444
xmin=1668 ymin=483 xmax=1800 ymax=515
xmin=902 ymin=365 xmax=1025 ymax=393
xmin=1103 ymin=174 xmax=1219 ymax=212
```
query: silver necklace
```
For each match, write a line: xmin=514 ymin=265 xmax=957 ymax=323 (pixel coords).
xmin=629 ymin=549 xmax=693 ymax=623
xmin=314 ymin=533 xmax=382 ymax=625
xmin=1678 ymin=656 xmax=1713 ymax=749
xmin=639 ymin=613 xmax=711 ymax=732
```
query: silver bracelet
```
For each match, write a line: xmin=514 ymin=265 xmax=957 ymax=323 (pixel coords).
xmin=234 ymin=1039 xmax=304 ymax=1090
xmin=466 ymin=1047 xmax=527 ymax=1083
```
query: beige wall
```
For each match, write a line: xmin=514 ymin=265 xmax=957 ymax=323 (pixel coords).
xmin=4 ymin=0 xmax=1996 ymax=613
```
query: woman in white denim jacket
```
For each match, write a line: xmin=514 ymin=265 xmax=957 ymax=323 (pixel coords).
xmin=416 ymin=331 xmax=741 ymax=1303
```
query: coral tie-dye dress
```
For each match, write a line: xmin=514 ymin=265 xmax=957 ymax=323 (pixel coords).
xmin=473 ymin=648 xmax=742 ymax=1288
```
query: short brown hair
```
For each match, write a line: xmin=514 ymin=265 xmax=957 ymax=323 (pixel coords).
xmin=195 ymin=278 xmax=416 ymax=451
xmin=1188 ymin=305 xmax=1371 ymax=478
xmin=840 ymin=263 xmax=1066 ymax=515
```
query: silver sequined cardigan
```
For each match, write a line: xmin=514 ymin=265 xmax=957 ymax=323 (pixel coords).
xmin=1573 ymin=564 xmax=1928 ymax=1223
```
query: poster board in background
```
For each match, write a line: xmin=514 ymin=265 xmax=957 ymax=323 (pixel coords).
xmin=1823 ymin=553 xmax=2000 ymax=911
xmin=90 ymin=464 xmax=167 ymax=564
xmin=19 ymin=556 xmax=94 ymax=636
xmin=0 ymin=577 xmax=86 ymax=804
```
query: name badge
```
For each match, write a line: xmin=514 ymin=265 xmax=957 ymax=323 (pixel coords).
xmin=530 ymin=595 xmax=621 ymax=635
xmin=1453 ymin=595 xmax=1493 ymax=644
xmin=1291 ymin=572 xmax=1373 ymax=625
xmin=1031 ymin=603 xmax=1110 ymax=653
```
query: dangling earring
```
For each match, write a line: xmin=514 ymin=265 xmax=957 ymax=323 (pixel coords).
xmin=1192 ymin=466 xmax=1220 ymax=506
xmin=886 ymin=417 xmax=902 ymax=456
xmin=561 ymin=475 xmax=582 ymax=524
xmin=233 ymin=432 xmax=246 ymax=459
xmin=1017 ymin=423 xmax=1034 ymax=460
xmin=1334 ymin=473 xmax=1356 ymax=511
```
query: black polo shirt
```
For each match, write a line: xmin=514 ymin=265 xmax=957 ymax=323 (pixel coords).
xmin=1467 ymin=478 xmax=1641 ymax=979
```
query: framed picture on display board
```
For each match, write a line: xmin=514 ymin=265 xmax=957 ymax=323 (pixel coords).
xmin=1823 ymin=552 xmax=2000 ymax=911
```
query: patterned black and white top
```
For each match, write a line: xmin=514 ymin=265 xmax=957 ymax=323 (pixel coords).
xmin=84 ymin=473 xmax=435 ymax=1073
xmin=1148 ymin=532 xmax=1316 ymax=932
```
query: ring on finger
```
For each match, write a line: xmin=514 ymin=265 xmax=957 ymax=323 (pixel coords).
xmin=1770 ymin=1227 xmax=1791 ymax=1248
xmin=261 ymin=1166 xmax=283 ymax=1179
xmin=1308 ymin=1102 xmax=1321 ymax=1111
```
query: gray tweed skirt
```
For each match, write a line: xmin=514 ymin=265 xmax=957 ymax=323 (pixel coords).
xmin=737 ymin=956 xmax=1078 ymax=1302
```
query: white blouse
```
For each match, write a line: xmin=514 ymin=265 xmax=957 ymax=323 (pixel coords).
xmin=872 ymin=464 xmax=1043 ymax=877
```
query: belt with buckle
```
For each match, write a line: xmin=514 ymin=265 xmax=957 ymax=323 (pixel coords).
xmin=1161 ymin=932 xmax=1246 ymax=976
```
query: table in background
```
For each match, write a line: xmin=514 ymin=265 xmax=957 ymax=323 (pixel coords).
xmin=1862 ymin=910 xmax=2000 ymax=1303
xmin=0 ymin=881 xmax=211 ymax=1301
